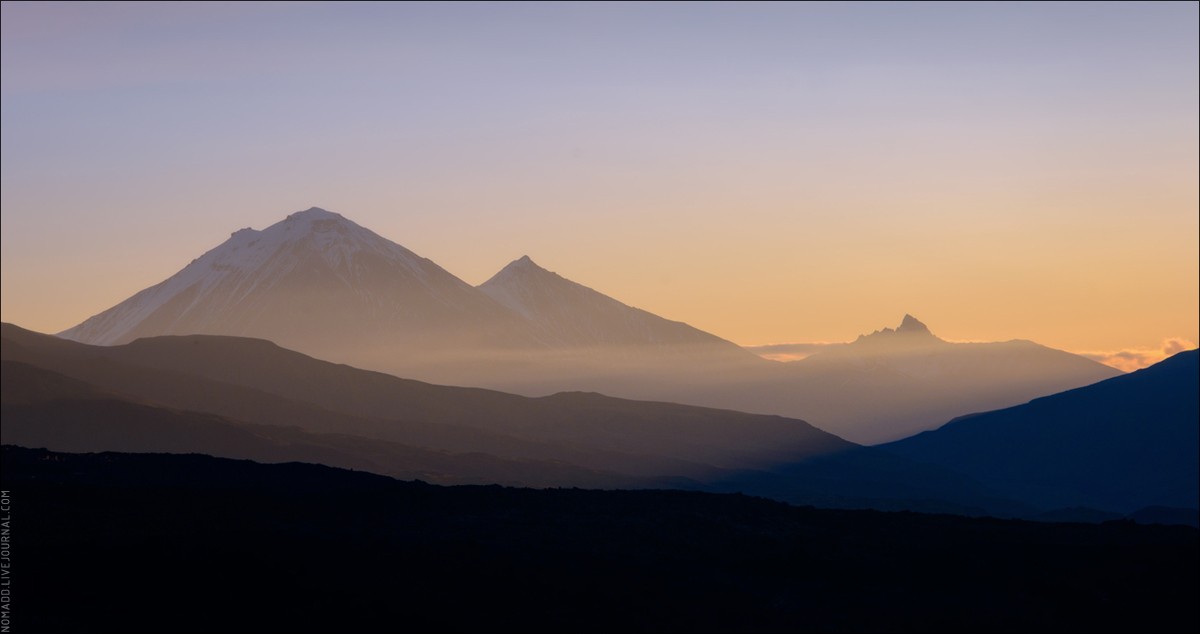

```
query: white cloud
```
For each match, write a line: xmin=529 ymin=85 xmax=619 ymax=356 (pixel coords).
xmin=1079 ymin=338 xmax=1197 ymax=372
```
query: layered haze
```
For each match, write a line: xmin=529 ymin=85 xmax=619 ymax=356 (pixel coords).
xmin=57 ymin=207 xmax=1121 ymax=443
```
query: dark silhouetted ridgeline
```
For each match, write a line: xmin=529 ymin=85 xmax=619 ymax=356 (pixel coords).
xmin=5 ymin=446 xmax=1196 ymax=633
xmin=884 ymin=350 xmax=1199 ymax=514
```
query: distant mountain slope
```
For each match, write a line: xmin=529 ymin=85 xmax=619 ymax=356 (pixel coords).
xmin=0 ymin=360 xmax=660 ymax=489
xmin=58 ymin=208 xmax=540 ymax=357
xmin=403 ymin=313 xmax=1120 ymax=445
xmin=4 ymin=324 xmax=737 ymax=478
xmin=2 ymin=322 xmax=1021 ymax=514
xmin=7 ymin=446 xmax=1197 ymax=633
xmin=883 ymin=350 xmax=1199 ymax=513
xmin=7 ymin=323 xmax=844 ymax=471
xmin=480 ymin=255 xmax=753 ymax=356
xmin=739 ymin=315 xmax=1124 ymax=443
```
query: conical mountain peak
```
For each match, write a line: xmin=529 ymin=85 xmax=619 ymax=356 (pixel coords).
xmin=287 ymin=206 xmax=342 ymax=220
xmin=275 ymin=207 xmax=361 ymax=235
xmin=58 ymin=207 xmax=527 ymax=350
xmin=484 ymin=255 xmax=557 ymax=288
xmin=478 ymin=256 xmax=744 ymax=351
xmin=215 ymin=207 xmax=423 ymax=274
xmin=508 ymin=255 xmax=541 ymax=270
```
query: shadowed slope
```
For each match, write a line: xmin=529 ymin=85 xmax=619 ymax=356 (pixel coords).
xmin=0 ymin=360 xmax=663 ymax=488
xmin=883 ymin=350 xmax=1199 ymax=512
xmin=8 ymin=323 xmax=844 ymax=470
xmin=3 ymin=322 xmax=1022 ymax=513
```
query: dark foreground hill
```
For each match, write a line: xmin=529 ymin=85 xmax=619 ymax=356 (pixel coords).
xmin=884 ymin=350 xmax=1199 ymax=514
xmin=5 ymin=446 xmax=1196 ymax=633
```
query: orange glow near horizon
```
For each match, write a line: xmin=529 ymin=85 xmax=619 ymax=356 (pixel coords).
xmin=2 ymin=3 xmax=1196 ymax=361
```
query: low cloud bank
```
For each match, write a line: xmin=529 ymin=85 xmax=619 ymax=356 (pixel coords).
xmin=1080 ymin=338 xmax=1197 ymax=372
xmin=743 ymin=342 xmax=844 ymax=362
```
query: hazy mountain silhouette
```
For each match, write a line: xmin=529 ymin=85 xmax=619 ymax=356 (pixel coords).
xmin=480 ymin=255 xmax=752 ymax=354
xmin=728 ymin=314 xmax=1123 ymax=443
xmin=883 ymin=349 xmax=1199 ymax=513
xmin=58 ymin=207 xmax=541 ymax=360
xmin=0 ymin=360 xmax=670 ymax=489
xmin=854 ymin=312 xmax=941 ymax=345
xmin=55 ymin=208 xmax=1120 ymax=443
xmin=2 ymin=322 xmax=1024 ymax=514
xmin=462 ymin=253 xmax=771 ymax=401
xmin=6 ymin=445 xmax=1197 ymax=633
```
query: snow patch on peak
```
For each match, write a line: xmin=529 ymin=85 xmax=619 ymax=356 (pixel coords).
xmin=484 ymin=255 xmax=553 ymax=285
xmin=287 ymin=207 xmax=341 ymax=220
xmin=59 ymin=207 xmax=469 ymax=345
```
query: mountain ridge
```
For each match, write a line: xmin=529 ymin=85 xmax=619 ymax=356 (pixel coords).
xmin=51 ymin=208 xmax=1122 ymax=442
xmin=882 ymin=349 xmax=1199 ymax=512
xmin=479 ymin=254 xmax=751 ymax=353
xmin=58 ymin=207 xmax=540 ymax=356
xmin=2 ymin=321 xmax=1027 ymax=514
xmin=8 ymin=444 xmax=1196 ymax=633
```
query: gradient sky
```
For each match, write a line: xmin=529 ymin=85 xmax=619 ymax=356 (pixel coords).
xmin=2 ymin=1 xmax=1197 ymax=366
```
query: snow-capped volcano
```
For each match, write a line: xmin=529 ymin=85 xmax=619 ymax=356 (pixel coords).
xmin=60 ymin=208 xmax=537 ymax=354
xmin=57 ymin=207 xmax=766 ymax=384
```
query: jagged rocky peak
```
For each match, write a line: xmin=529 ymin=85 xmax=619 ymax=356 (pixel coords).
xmin=896 ymin=314 xmax=933 ymax=336
xmin=853 ymin=314 xmax=941 ymax=345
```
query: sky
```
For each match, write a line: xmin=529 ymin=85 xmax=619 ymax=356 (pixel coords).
xmin=2 ymin=1 xmax=1197 ymax=368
